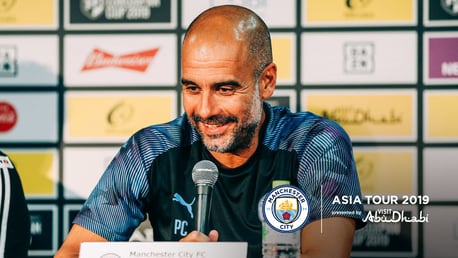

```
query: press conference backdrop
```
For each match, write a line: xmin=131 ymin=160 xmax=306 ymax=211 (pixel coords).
xmin=0 ymin=0 xmax=457 ymax=257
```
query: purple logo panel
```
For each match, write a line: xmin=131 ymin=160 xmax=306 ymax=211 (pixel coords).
xmin=428 ymin=37 xmax=458 ymax=79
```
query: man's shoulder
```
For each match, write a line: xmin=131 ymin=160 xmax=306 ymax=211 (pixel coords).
xmin=268 ymin=105 xmax=337 ymax=134
xmin=0 ymin=150 xmax=15 ymax=171
xmin=0 ymin=149 xmax=7 ymax=157
xmin=136 ymin=115 xmax=193 ymax=137
xmin=266 ymin=106 xmax=351 ymax=149
xmin=128 ymin=115 xmax=198 ymax=151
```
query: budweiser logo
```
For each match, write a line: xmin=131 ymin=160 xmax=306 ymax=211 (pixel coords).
xmin=0 ymin=101 xmax=18 ymax=133
xmin=81 ymin=48 xmax=159 ymax=72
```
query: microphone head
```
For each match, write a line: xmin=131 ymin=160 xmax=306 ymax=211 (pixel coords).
xmin=192 ymin=160 xmax=219 ymax=187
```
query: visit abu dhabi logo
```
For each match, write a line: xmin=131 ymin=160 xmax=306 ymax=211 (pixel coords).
xmin=262 ymin=185 xmax=310 ymax=233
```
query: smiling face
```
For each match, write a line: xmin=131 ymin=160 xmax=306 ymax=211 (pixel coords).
xmin=181 ymin=7 xmax=275 ymax=157
xmin=182 ymin=30 xmax=263 ymax=153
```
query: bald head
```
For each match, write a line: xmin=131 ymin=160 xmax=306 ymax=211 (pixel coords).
xmin=183 ymin=5 xmax=272 ymax=79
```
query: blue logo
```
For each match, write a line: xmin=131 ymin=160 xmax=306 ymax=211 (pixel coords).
xmin=172 ymin=193 xmax=195 ymax=219
xmin=262 ymin=185 xmax=310 ymax=233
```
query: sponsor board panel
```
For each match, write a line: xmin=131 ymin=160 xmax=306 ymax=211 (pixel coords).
xmin=64 ymin=34 xmax=177 ymax=87
xmin=63 ymin=147 xmax=119 ymax=199
xmin=28 ymin=205 xmax=58 ymax=256
xmin=64 ymin=0 xmax=176 ymax=30
xmin=5 ymin=149 xmax=58 ymax=199
xmin=423 ymin=206 xmax=458 ymax=258
xmin=64 ymin=91 xmax=177 ymax=143
xmin=423 ymin=148 xmax=458 ymax=201
xmin=271 ymin=33 xmax=296 ymax=85
xmin=423 ymin=0 xmax=458 ymax=27
xmin=301 ymin=89 xmax=417 ymax=142
xmin=181 ymin=0 xmax=296 ymax=28
xmin=301 ymin=32 xmax=417 ymax=85
xmin=63 ymin=205 xmax=83 ymax=239
xmin=423 ymin=32 xmax=458 ymax=85
xmin=267 ymin=89 xmax=297 ymax=112
xmin=0 ymin=35 xmax=59 ymax=86
xmin=0 ymin=93 xmax=58 ymax=142
xmin=354 ymin=147 xmax=417 ymax=197
xmin=352 ymin=205 xmax=418 ymax=257
xmin=63 ymin=204 xmax=154 ymax=242
xmin=0 ymin=0 xmax=58 ymax=30
xmin=303 ymin=0 xmax=416 ymax=27
xmin=423 ymin=90 xmax=458 ymax=142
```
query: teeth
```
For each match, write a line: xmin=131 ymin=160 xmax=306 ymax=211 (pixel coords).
xmin=205 ymin=123 xmax=220 ymax=128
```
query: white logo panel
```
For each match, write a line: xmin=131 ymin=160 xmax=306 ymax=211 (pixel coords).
xmin=64 ymin=34 xmax=177 ymax=87
xmin=0 ymin=36 xmax=59 ymax=86
xmin=301 ymin=32 xmax=417 ymax=85
xmin=0 ymin=93 xmax=58 ymax=142
xmin=63 ymin=147 xmax=119 ymax=199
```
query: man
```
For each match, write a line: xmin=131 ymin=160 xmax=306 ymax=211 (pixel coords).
xmin=0 ymin=150 xmax=31 ymax=258
xmin=55 ymin=5 xmax=365 ymax=258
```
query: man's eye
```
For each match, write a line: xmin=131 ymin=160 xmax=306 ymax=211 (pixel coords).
xmin=184 ymin=86 xmax=199 ymax=93
xmin=219 ymin=87 xmax=235 ymax=95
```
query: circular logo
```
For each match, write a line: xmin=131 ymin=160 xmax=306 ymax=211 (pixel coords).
xmin=0 ymin=101 xmax=18 ymax=133
xmin=0 ymin=0 xmax=16 ymax=13
xmin=441 ymin=0 xmax=458 ymax=16
xmin=107 ymin=102 xmax=134 ymax=126
xmin=262 ymin=185 xmax=310 ymax=233
xmin=80 ymin=0 xmax=105 ymax=20
xmin=100 ymin=253 xmax=121 ymax=258
xmin=346 ymin=0 xmax=372 ymax=9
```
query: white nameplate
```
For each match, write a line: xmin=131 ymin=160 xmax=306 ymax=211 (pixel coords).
xmin=79 ymin=241 xmax=247 ymax=258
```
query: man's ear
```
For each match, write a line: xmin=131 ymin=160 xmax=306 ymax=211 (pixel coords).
xmin=259 ymin=63 xmax=277 ymax=100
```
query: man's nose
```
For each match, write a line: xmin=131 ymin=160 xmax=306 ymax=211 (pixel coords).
xmin=197 ymin=91 xmax=218 ymax=119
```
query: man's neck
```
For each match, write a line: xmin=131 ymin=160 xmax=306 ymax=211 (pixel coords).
xmin=209 ymin=148 xmax=256 ymax=169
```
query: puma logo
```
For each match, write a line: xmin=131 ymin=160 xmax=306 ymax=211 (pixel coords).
xmin=172 ymin=193 xmax=195 ymax=219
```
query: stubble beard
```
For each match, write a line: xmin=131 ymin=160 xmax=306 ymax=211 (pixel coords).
xmin=193 ymin=88 xmax=263 ymax=154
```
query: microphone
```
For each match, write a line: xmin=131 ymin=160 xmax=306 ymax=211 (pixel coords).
xmin=192 ymin=160 xmax=219 ymax=234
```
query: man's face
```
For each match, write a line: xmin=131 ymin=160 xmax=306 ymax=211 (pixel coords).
xmin=181 ymin=36 xmax=263 ymax=153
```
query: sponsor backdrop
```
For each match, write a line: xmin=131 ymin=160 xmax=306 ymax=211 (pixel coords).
xmin=0 ymin=0 xmax=457 ymax=257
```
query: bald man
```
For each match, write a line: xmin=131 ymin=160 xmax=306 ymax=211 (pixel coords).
xmin=55 ymin=5 xmax=365 ymax=258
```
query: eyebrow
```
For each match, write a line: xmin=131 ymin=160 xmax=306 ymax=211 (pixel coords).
xmin=181 ymin=79 xmax=195 ymax=85
xmin=181 ymin=79 xmax=242 ymax=88
xmin=214 ymin=80 xmax=241 ymax=88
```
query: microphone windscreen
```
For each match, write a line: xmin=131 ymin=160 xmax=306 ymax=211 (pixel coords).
xmin=192 ymin=160 xmax=219 ymax=186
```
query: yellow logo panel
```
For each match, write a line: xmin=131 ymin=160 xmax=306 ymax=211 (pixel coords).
xmin=425 ymin=92 xmax=458 ymax=140
xmin=272 ymin=33 xmax=295 ymax=84
xmin=65 ymin=92 xmax=176 ymax=142
xmin=304 ymin=0 xmax=415 ymax=25
xmin=0 ymin=0 xmax=56 ymax=27
xmin=302 ymin=90 xmax=416 ymax=141
xmin=354 ymin=147 xmax=416 ymax=195
xmin=7 ymin=150 xmax=57 ymax=198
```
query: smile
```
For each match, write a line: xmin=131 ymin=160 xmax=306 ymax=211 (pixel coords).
xmin=192 ymin=114 xmax=237 ymax=136
xmin=200 ymin=121 xmax=230 ymax=135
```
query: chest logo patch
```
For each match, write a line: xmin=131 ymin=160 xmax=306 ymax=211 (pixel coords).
xmin=172 ymin=193 xmax=195 ymax=219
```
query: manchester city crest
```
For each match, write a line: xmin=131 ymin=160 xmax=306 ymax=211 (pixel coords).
xmin=262 ymin=185 xmax=310 ymax=233
xmin=275 ymin=197 xmax=298 ymax=223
